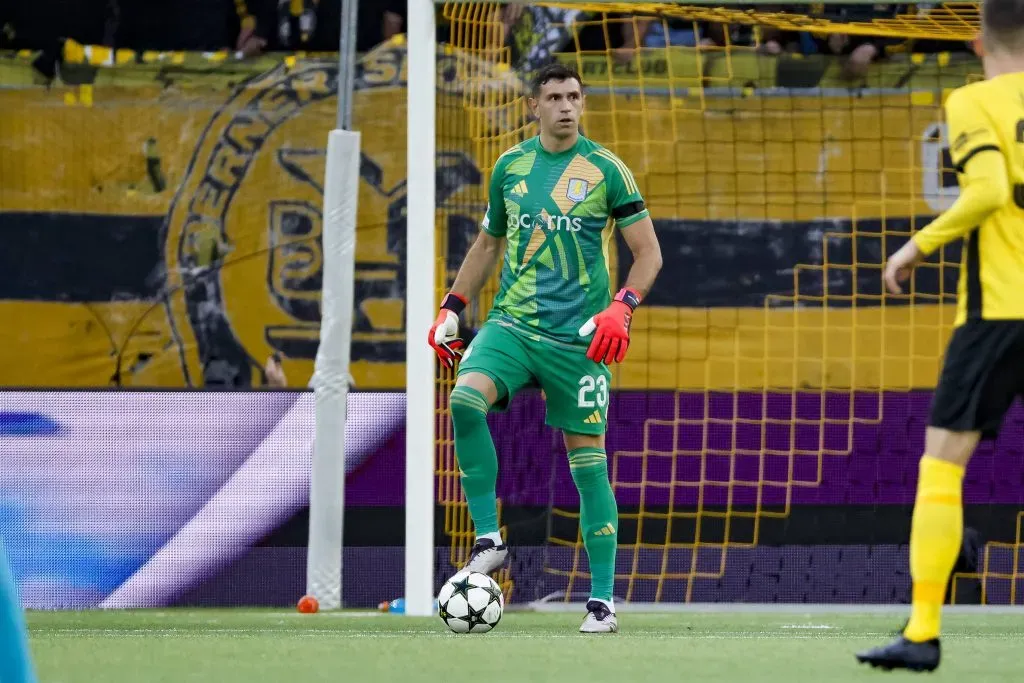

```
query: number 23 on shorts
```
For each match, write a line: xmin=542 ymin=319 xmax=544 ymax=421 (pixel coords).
xmin=577 ymin=374 xmax=608 ymax=408
xmin=575 ymin=374 xmax=609 ymax=427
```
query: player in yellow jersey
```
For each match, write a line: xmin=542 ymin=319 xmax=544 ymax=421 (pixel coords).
xmin=857 ymin=0 xmax=1024 ymax=672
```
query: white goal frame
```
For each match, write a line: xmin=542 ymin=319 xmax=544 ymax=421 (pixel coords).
xmin=400 ymin=0 xmax=951 ymax=618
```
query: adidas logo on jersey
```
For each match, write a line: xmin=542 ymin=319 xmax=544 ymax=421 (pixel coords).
xmin=583 ymin=410 xmax=603 ymax=425
xmin=593 ymin=523 xmax=615 ymax=537
xmin=510 ymin=180 xmax=528 ymax=196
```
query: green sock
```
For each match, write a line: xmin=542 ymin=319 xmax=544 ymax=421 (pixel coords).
xmin=450 ymin=386 xmax=499 ymax=537
xmin=568 ymin=447 xmax=618 ymax=602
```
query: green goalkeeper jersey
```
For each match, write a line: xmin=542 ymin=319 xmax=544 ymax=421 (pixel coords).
xmin=481 ymin=134 xmax=649 ymax=347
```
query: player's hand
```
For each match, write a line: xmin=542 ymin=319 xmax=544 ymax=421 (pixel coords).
xmin=578 ymin=288 xmax=641 ymax=364
xmin=884 ymin=240 xmax=925 ymax=295
xmin=264 ymin=354 xmax=287 ymax=387
xmin=429 ymin=292 xmax=468 ymax=369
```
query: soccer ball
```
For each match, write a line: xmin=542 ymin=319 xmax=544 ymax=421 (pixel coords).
xmin=437 ymin=571 xmax=504 ymax=633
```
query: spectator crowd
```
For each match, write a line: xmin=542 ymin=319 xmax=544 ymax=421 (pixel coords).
xmin=0 ymin=0 xmax=405 ymax=56
xmin=497 ymin=4 xmax=972 ymax=83
xmin=1 ymin=1 xmax=975 ymax=76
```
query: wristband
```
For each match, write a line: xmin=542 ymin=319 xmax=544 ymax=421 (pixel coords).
xmin=614 ymin=287 xmax=642 ymax=311
xmin=440 ymin=292 xmax=468 ymax=315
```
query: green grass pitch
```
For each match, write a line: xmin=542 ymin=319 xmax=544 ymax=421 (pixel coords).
xmin=27 ymin=609 xmax=1024 ymax=682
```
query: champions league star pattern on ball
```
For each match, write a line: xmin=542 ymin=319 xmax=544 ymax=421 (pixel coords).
xmin=437 ymin=571 xmax=504 ymax=634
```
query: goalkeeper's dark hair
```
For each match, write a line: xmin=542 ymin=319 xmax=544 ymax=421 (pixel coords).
xmin=983 ymin=0 xmax=1024 ymax=51
xmin=530 ymin=63 xmax=585 ymax=97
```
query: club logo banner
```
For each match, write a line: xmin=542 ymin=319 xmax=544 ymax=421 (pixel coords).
xmin=0 ymin=44 xmax=967 ymax=390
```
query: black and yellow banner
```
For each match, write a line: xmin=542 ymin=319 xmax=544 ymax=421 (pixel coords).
xmin=0 ymin=43 xmax=972 ymax=389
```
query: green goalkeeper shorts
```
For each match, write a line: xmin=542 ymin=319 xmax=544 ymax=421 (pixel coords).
xmin=456 ymin=320 xmax=612 ymax=435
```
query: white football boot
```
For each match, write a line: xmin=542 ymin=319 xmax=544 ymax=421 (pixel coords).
xmin=579 ymin=600 xmax=618 ymax=633
xmin=462 ymin=538 xmax=509 ymax=575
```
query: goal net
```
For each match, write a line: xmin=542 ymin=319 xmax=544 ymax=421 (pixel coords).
xmin=421 ymin=0 xmax=1024 ymax=609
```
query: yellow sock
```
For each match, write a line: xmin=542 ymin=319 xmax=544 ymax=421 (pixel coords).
xmin=903 ymin=455 xmax=965 ymax=643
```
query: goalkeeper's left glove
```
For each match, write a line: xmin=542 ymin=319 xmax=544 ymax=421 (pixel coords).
xmin=578 ymin=287 xmax=641 ymax=364
xmin=428 ymin=292 xmax=468 ymax=369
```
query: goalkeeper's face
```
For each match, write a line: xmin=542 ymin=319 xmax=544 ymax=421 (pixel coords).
xmin=530 ymin=78 xmax=584 ymax=140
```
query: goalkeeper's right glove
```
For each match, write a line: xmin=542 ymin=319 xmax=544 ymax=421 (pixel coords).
xmin=578 ymin=287 xmax=640 ymax=364
xmin=428 ymin=292 xmax=468 ymax=368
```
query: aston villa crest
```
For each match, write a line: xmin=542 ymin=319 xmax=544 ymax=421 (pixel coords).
xmin=566 ymin=178 xmax=588 ymax=202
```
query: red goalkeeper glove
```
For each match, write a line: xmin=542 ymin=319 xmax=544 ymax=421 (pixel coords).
xmin=428 ymin=292 xmax=468 ymax=368
xmin=578 ymin=288 xmax=641 ymax=364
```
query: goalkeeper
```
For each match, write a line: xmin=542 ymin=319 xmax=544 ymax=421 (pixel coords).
xmin=428 ymin=63 xmax=662 ymax=634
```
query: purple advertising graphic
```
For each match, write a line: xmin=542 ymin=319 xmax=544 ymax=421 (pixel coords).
xmin=0 ymin=390 xmax=402 ymax=609
xmin=2 ymin=389 xmax=1022 ymax=608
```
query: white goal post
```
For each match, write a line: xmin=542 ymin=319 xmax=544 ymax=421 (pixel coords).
xmin=404 ymin=0 xmax=439 ymax=618
xmin=306 ymin=129 xmax=360 ymax=610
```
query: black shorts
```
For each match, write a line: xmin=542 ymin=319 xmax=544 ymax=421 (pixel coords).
xmin=929 ymin=320 xmax=1024 ymax=440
